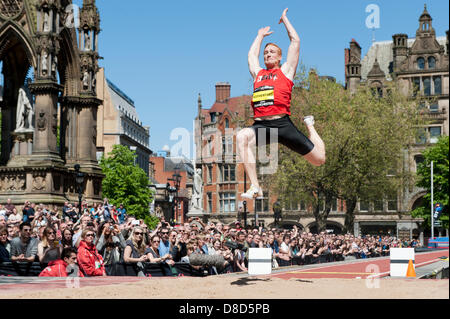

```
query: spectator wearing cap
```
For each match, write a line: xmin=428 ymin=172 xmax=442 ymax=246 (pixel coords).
xmin=10 ymin=221 xmax=38 ymax=263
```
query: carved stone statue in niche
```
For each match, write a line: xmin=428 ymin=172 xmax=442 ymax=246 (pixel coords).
xmin=82 ymin=71 xmax=89 ymax=89
xmin=43 ymin=11 xmax=50 ymax=32
xmin=15 ymin=87 xmax=34 ymax=132
xmin=191 ymin=168 xmax=203 ymax=210
xmin=85 ymin=32 xmax=91 ymax=51
xmin=51 ymin=56 xmax=58 ymax=76
xmin=41 ymin=51 xmax=48 ymax=76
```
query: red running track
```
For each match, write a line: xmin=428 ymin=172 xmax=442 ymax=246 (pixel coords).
xmin=270 ymin=250 xmax=449 ymax=280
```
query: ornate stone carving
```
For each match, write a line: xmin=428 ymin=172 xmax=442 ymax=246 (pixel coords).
xmin=32 ymin=175 xmax=46 ymax=191
xmin=37 ymin=111 xmax=47 ymax=131
xmin=0 ymin=175 xmax=26 ymax=191
xmin=0 ymin=0 xmax=23 ymax=18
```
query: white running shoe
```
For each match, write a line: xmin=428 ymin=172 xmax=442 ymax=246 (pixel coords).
xmin=241 ymin=184 xmax=263 ymax=199
xmin=303 ymin=115 xmax=315 ymax=127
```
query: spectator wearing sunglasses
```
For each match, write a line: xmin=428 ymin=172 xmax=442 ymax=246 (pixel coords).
xmin=158 ymin=227 xmax=171 ymax=258
xmin=123 ymin=227 xmax=149 ymax=276
xmin=77 ymin=229 xmax=106 ymax=276
xmin=10 ymin=221 xmax=38 ymax=263
xmin=37 ymin=226 xmax=62 ymax=264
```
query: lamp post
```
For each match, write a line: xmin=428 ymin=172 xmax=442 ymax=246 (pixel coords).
xmin=74 ymin=164 xmax=85 ymax=219
xmin=168 ymin=171 xmax=182 ymax=224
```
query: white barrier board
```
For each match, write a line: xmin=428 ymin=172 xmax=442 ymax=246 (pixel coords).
xmin=248 ymin=248 xmax=272 ymax=275
xmin=390 ymin=248 xmax=415 ymax=277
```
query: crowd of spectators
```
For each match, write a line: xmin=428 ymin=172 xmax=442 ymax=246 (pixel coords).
xmin=0 ymin=198 xmax=422 ymax=277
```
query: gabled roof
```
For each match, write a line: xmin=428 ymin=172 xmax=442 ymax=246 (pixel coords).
xmin=201 ymin=95 xmax=251 ymax=125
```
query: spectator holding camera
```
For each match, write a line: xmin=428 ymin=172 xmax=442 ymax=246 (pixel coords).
xmin=123 ymin=226 xmax=150 ymax=276
xmin=96 ymin=221 xmax=126 ymax=275
xmin=147 ymin=234 xmax=174 ymax=265
xmin=37 ymin=226 xmax=62 ymax=264
xmin=77 ymin=229 xmax=106 ymax=276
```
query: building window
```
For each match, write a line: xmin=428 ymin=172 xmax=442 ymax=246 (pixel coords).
xmin=256 ymin=192 xmax=269 ymax=213
xmin=220 ymin=164 xmax=235 ymax=182
xmin=433 ymin=76 xmax=441 ymax=95
xmin=373 ymin=200 xmax=384 ymax=212
xmin=225 ymin=118 xmax=229 ymax=128
xmin=429 ymin=103 xmax=439 ymax=112
xmin=414 ymin=154 xmax=425 ymax=172
xmin=206 ymin=165 xmax=213 ymax=183
xmin=417 ymin=57 xmax=425 ymax=70
xmin=359 ymin=200 xmax=369 ymax=212
xmin=412 ymin=77 xmax=420 ymax=96
xmin=219 ymin=192 xmax=236 ymax=213
xmin=210 ymin=113 xmax=216 ymax=123
xmin=207 ymin=192 xmax=212 ymax=213
xmin=428 ymin=56 xmax=436 ymax=69
xmin=300 ymin=201 xmax=306 ymax=211
xmin=423 ymin=77 xmax=431 ymax=96
xmin=222 ymin=136 xmax=233 ymax=155
xmin=429 ymin=126 xmax=441 ymax=144
xmin=416 ymin=128 xmax=427 ymax=144
xmin=387 ymin=195 xmax=397 ymax=212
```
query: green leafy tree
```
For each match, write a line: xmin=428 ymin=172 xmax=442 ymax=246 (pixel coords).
xmin=99 ymin=144 xmax=157 ymax=227
xmin=412 ymin=136 xmax=449 ymax=230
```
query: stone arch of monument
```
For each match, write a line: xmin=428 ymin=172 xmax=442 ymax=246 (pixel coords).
xmin=0 ymin=0 xmax=103 ymax=207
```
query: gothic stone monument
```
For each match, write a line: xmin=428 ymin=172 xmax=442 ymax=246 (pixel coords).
xmin=0 ymin=0 xmax=103 ymax=206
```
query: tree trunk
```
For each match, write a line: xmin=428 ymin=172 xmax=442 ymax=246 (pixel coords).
xmin=344 ymin=198 xmax=357 ymax=234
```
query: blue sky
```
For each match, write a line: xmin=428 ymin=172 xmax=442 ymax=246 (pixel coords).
xmin=76 ymin=0 xmax=449 ymax=158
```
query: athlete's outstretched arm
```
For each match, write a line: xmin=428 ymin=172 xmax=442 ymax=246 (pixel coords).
xmin=279 ymin=8 xmax=300 ymax=81
xmin=248 ymin=26 xmax=273 ymax=80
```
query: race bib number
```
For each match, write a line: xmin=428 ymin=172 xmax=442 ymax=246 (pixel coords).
xmin=253 ymin=86 xmax=274 ymax=108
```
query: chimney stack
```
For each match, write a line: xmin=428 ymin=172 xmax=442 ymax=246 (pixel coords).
xmin=215 ymin=82 xmax=230 ymax=102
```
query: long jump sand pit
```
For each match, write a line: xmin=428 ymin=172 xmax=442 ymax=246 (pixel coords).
xmin=0 ymin=275 xmax=448 ymax=299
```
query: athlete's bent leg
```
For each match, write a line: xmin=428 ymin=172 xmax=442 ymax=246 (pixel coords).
xmin=302 ymin=116 xmax=325 ymax=166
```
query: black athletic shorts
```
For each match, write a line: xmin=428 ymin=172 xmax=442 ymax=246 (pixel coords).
xmin=250 ymin=115 xmax=314 ymax=156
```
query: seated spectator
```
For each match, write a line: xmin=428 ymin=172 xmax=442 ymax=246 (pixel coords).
xmin=77 ymin=229 xmax=106 ymax=276
xmin=31 ymin=211 xmax=47 ymax=234
xmin=0 ymin=215 xmax=6 ymax=228
xmin=96 ymin=221 xmax=126 ymax=276
xmin=62 ymin=228 xmax=74 ymax=249
xmin=10 ymin=221 xmax=39 ymax=263
xmin=72 ymin=214 xmax=94 ymax=248
xmin=39 ymin=247 xmax=84 ymax=277
xmin=37 ymin=226 xmax=62 ymax=264
xmin=277 ymin=234 xmax=292 ymax=266
xmin=0 ymin=226 xmax=11 ymax=262
xmin=8 ymin=208 xmax=22 ymax=225
xmin=123 ymin=227 xmax=149 ymax=276
xmin=4 ymin=199 xmax=16 ymax=218
xmin=7 ymin=224 xmax=18 ymax=241
xmin=147 ymin=234 xmax=174 ymax=266
xmin=22 ymin=201 xmax=35 ymax=223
